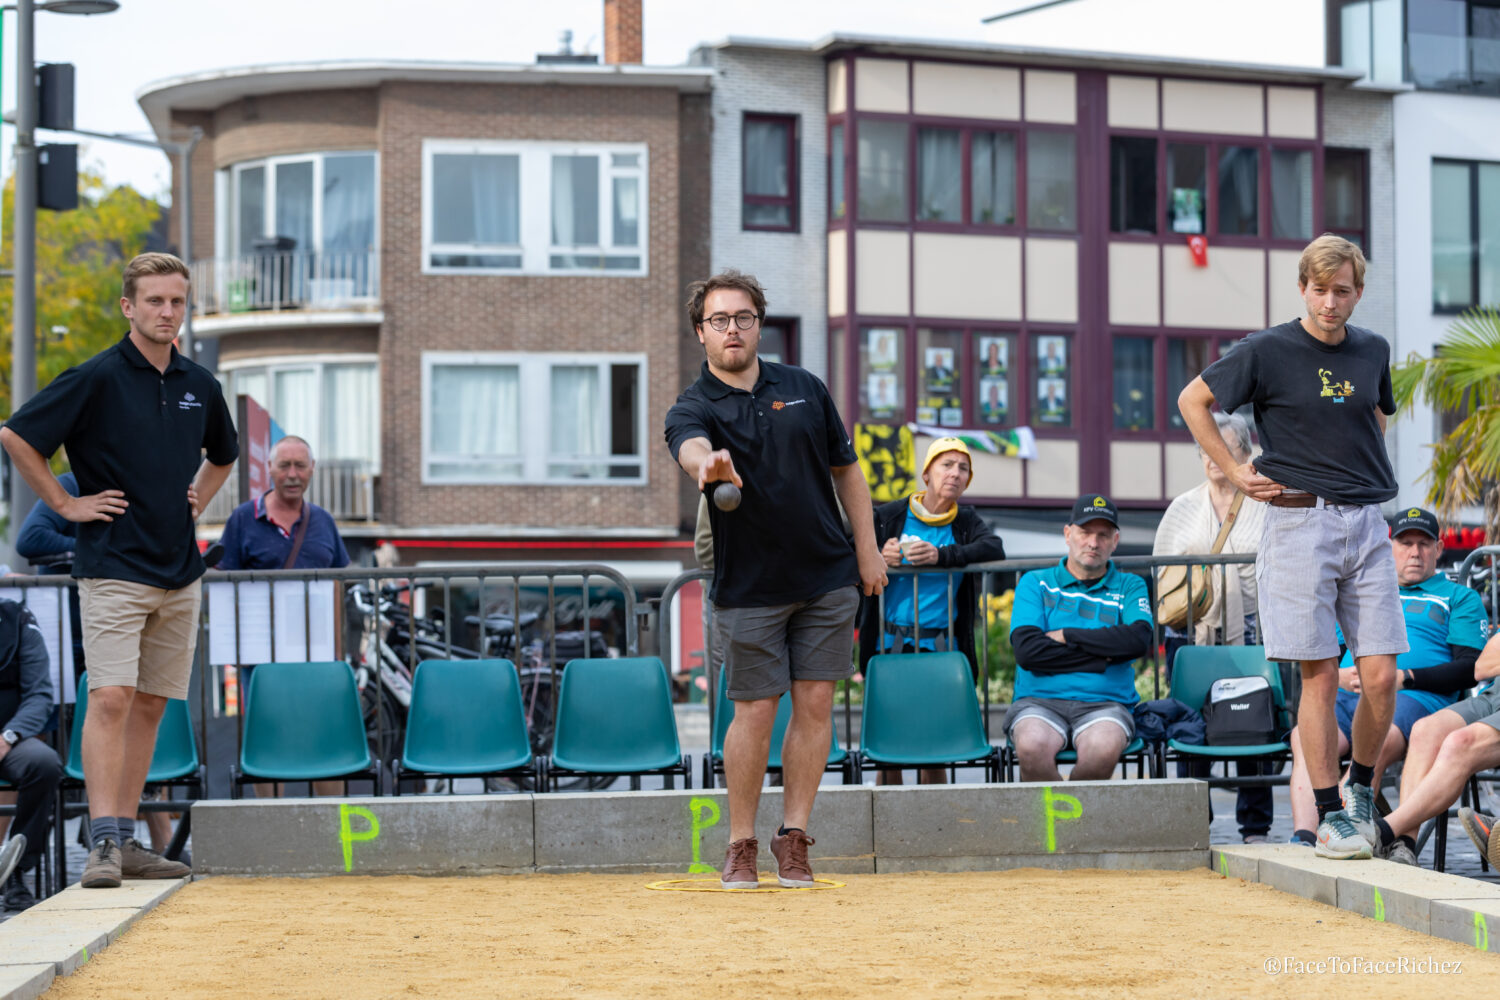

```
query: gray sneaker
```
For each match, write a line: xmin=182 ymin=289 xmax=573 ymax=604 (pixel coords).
xmin=120 ymin=838 xmax=191 ymax=880
xmin=1316 ymin=809 xmax=1373 ymax=860
xmin=1344 ymin=782 xmax=1378 ymax=845
xmin=81 ymin=838 xmax=122 ymax=888
xmin=1380 ymin=838 xmax=1418 ymax=866
xmin=0 ymin=835 xmax=25 ymax=888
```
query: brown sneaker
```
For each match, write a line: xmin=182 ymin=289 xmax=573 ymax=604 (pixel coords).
xmin=81 ymin=838 xmax=122 ymax=888
xmin=770 ymin=828 xmax=816 ymax=888
xmin=720 ymin=837 xmax=760 ymax=889
xmin=120 ymin=838 xmax=191 ymax=879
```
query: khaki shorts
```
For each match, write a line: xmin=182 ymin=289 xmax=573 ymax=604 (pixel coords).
xmin=79 ymin=578 xmax=202 ymax=699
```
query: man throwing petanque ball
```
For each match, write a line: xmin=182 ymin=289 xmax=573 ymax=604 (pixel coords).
xmin=664 ymin=270 xmax=886 ymax=889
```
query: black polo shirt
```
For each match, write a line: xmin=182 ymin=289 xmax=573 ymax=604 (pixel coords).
xmin=664 ymin=360 xmax=859 ymax=608
xmin=5 ymin=333 xmax=239 ymax=590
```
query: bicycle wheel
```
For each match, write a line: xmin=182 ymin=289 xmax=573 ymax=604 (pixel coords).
xmin=517 ymin=673 xmax=613 ymax=791
xmin=360 ymin=680 xmax=404 ymax=765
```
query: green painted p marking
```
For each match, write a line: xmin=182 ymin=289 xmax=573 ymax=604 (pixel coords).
xmin=339 ymin=803 xmax=381 ymax=872
xmin=1042 ymin=786 xmax=1082 ymax=853
xmin=1372 ymin=888 xmax=1385 ymax=922
xmin=688 ymin=797 xmax=721 ymax=874
xmin=1476 ymin=912 xmax=1490 ymax=952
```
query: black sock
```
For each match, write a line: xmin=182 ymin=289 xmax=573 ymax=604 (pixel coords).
xmin=1292 ymin=828 xmax=1317 ymax=846
xmin=1398 ymin=835 xmax=1417 ymax=853
xmin=1314 ymin=785 xmax=1343 ymax=822
xmin=89 ymin=817 xmax=119 ymax=849
xmin=1374 ymin=817 xmax=1395 ymax=848
xmin=1348 ymin=760 xmax=1375 ymax=789
xmin=777 ymin=825 xmax=803 ymax=837
xmin=117 ymin=816 xmax=136 ymax=842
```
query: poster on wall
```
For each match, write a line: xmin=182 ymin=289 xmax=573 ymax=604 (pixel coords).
xmin=1037 ymin=336 xmax=1067 ymax=376
xmin=923 ymin=346 xmax=955 ymax=393
xmin=1171 ymin=188 xmax=1204 ymax=234
xmin=867 ymin=372 xmax=900 ymax=419
xmin=978 ymin=336 xmax=1008 ymax=375
xmin=1037 ymin=377 xmax=1068 ymax=423
xmin=979 ymin=376 xmax=1009 ymax=425
xmin=867 ymin=328 xmax=898 ymax=370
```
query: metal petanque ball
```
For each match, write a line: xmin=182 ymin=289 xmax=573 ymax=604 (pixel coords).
xmin=713 ymin=483 xmax=741 ymax=512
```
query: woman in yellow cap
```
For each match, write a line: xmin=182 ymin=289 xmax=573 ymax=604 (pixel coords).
xmin=857 ymin=436 xmax=1005 ymax=783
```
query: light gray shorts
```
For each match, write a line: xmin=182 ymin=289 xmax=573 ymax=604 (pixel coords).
xmin=714 ymin=586 xmax=860 ymax=701
xmin=1449 ymin=687 xmax=1500 ymax=733
xmin=1004 ymin=697 xmax=1135 ymax=746
xmin=1256 ymin=501 xmax=1408 ymax=663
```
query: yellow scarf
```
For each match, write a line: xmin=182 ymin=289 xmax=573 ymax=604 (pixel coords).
xmin=906 ymin=491 xmax=958 ymax=527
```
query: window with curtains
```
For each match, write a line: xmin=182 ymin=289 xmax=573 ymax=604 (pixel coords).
xmin=422 ymin=352 xmax=646 ymax=484
xmin=1270 ymin=148 xmax=1313 ymax=241
xmin=1217 ymin=146 xmax=1260 ymax=236
xmin=743 ymin=113 xmax=798 ymax=231
xmin=223 ymin=358 xmax=381 ymax=473
xmin=1324 ymin=148 xmax=1369 ymax=256
xmin=916 ymin=128 xmax=962 ymax=222
xmin=1027 ymin=130 xmax=1076 ymax=231
xmin=422 ymin=140 xmax=647 ymax=275
xmin=857 ymin=120 xmax=909 ymax=222
xmin=1432 ymin=158 xmax=1500 ymax=312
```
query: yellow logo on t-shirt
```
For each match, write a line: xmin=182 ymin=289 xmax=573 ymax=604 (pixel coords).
xmin=1317 ymin=368 xmax=1355 ymax=402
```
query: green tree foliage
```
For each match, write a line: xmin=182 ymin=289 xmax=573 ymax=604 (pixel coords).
xmin=1391 ymin=307 xmax=1500 ymax=540
xmin=0 ymin=168 xmax=161 ymax=418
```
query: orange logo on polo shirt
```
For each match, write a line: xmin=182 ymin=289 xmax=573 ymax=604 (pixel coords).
xmin=771 ymin=399 xmax=807 ymax=411
xmin=772 ymin=401 xmax=784 ymax=410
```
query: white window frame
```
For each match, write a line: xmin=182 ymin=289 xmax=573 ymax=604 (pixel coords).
xmin=421 ymin=351 xmax=649 ymax=485
xmin=219 ymin=353 xmax=382 ymax=475
xmin=221 ymin=151 xmax=381 ymax=256
xmin=421 ymin=139 xmax=649 ymax=277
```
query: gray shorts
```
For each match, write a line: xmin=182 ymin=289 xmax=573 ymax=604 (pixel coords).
xmin=1004 ymin=697 xmax=1135 ymax=746
xmin=1256 ymin=501 xmax=1408 ymax=662
xmin=1448 ymin=687 xmax=1500 ymax=733
xmin=714 ymin=586 xmax=860 ymax=701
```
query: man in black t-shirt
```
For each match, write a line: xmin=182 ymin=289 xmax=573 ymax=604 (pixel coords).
xmin=1178 ymin=234 xmax=1405 ymax=862
xmin=665 ymin=270 xmax=886 ymax=890
xmin=1 ymin=252 xmax=238 ymax=889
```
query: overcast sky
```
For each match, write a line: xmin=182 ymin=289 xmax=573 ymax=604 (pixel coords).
xmin=24 ymin=0 xmax=1325 ymax=199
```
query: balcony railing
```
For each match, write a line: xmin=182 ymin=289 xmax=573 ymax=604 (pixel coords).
xmin=192 ymin=250 xmax=380 ymax=316
xmin=202 ymin=458 xmax=380 ymax=524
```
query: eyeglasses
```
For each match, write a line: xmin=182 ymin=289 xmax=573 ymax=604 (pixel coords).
xmin=703 ymin=311 xmax=759 ymax=332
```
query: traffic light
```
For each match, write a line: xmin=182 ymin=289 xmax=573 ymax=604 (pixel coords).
xmin=37 ymin=63 xmax=74 ymax=131
xmin=38 ymin=144 xmax=78 ymax=211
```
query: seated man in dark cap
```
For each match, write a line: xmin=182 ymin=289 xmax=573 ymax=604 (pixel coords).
xmin=1006 ymin=494 xmax=1152 ymax=782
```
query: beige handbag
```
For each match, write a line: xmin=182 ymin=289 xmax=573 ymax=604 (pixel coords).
xmin=1155 ymin=491 xmax=1244 ymax=631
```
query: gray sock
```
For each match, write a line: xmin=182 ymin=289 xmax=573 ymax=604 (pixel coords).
xmin=117 ymin=817 xmax=136 ymax=842
xmin=89 ymin=817 xmax=119 ymax=849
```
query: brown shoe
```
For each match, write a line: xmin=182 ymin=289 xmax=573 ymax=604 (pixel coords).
xmin=81 ymin=838 xmax=122 ymax=888
xmin=720 ymin=837 xmax=760 ymax=889
xmin=120 ymin=838 xmax=190 ymax=879
xmin=770 ymin=828 xmax=816 ymax=888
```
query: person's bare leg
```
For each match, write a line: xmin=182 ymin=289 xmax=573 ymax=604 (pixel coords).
xmin=142 ymin=803 xmax=172 ymax=852
xmin=1011 ymin=719 xmax=1065 ymax=783
xmin=81 ymin=685 xmax=137 ymax=822
xmin=1383 ymin=723 xmax=1500 ymax=838
xmin=1298 ymin=659 xmax=1342 ymax=788
xmin=781 ymin=680 xmax=834 ymax=831
xmin=875 ymin=770 xmax=904 ymax=785
xmin=1371 ymin=725 xmax=1407 ymax=790
xmin=312 ymin=781 xmax=343 ymax=797
xmin=1290 ymin=725 xmax=1352 ymax=833
xmin=723 ymin=697 xmax=777 ymax=841
xmin=917 ymin=768 xmax=948 ymax=784
xmin=1349 ymin=654 xmax=1398 ymax=768
xmin=1069 ymin=723 xmax=1129 ymax=781
xmin=1399 ymin=710 xmax=1466 ymax=804
xmin=113 ymin=693 xmax=168 ymax=820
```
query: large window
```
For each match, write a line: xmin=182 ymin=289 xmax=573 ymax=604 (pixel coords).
xmin=422 ymin=353 xmax=646 ymax=483
xmin=1027 ymin=131 xmax=1076 ymax=231
xmin=1112 ymin=337 xmax=1154 ymax=431
xmin=916 ymin=128 xmax=962 ymax=222
xmin=1433 ymin=158 xmax=1500 ymax=312
xmin=1325 ymin=148 xmax=1369 ymax=255
xmin=1217 ymin=146 xmax=1260 ymax=236
xmin=857 ymin=121 xmax=909 ymax=222
xmin=422 ymin=141 xmax=646 ymax=275
xmin=222 ymin=357 xmax=381 ymax=472
xmin=227 ymin=152 xmax=377 ymax=258
xmin=743 ymin=114 xmax=798 ymax=231
xmin=971 ymin=131 xmax=1017 ymax=226
xmin=1270 ymin=148 xmax=1313 ymax=241
xmin=1110 ymin=136 xmax=1157 ymax=234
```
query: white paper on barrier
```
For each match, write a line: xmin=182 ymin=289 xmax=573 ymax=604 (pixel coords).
xmin=207 ymin=580 xmax=336 ymax=664
xmin=0 ymin=586 xmax=77 ymax=703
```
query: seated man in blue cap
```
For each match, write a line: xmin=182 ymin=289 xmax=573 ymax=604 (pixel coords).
xmin=1285 ymin=506 xmax=1487 ymax=857
xmin=1006 ymin=494 xmax=1153 ymax=782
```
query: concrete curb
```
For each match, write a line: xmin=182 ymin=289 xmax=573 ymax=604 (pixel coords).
xmin=1211 ymin=843 xmax=1500 ymax=952
xmin=0 ymin=878 xmax=187 ymax=999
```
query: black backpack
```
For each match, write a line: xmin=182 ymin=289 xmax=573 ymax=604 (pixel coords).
xmin=1202 ymin=675 xmax=1277 ymax=745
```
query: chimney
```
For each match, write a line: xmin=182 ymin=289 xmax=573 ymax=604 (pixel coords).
xmin=603 ymin=0 xmax=642 ymax=65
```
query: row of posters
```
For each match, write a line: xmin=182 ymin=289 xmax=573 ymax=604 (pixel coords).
xmin=865 ymin=329 xmax=1070 ymax=425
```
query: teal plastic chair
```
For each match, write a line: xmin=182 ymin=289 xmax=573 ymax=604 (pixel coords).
xmin=63 ymin=673 xmax=202 ymax=786
xmin=1163 ymin=645 xmax=1292 ymax=786
xmin=544 ymin=657 xmax=690 ymax=790
xmin=395 ymin=659 xmax=537 ymax=791
xmin=701 ymin=667 xmax=853 ymax=788
xmin=859 ymin=652 xmax=1000 ymax=781
xmin=232 ymin=661 xmax=377 ymax=796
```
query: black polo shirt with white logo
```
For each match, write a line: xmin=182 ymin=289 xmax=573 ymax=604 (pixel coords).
xmin=5 ymin=333 xmax=239 ymax=590
xmin=664 ymin=360 xmax=859 ymax=608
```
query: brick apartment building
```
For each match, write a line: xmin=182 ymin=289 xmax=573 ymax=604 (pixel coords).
xmin=136 ymin=5 xmax=711 ymax=587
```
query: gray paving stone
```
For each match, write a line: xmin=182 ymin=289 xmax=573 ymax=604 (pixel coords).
xmin=875 ymin=849 xmax=1208 ymax=873
xmin=1209 ymin=845 xmax=1264 ymax=880
xmin=1430 ymin=897 xmax=1500 ymax=953
xmin=0 ymin=964 xmax=54 ymax=1000
xmin=193 ymin=795 xmax=535 ymax=875
xmin=0 ymin=907 xmax=138 ymax=974
xmin=31 ymin=879 xmax=186 ymax=915
xmin=872 ymin=779 xmax=1208 ymax=859
xmin=534 ymin=786 xmax=872 ymax=874
xmin=1256 ymin=850 xmax=1356 ymax=907
xmin=1334 ymin=864 xmax=1499 ymax=935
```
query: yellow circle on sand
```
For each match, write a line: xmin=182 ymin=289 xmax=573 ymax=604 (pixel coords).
xmin=645 ymin=876 xmax=845 ymax=893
